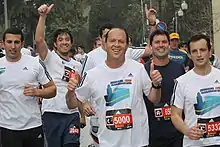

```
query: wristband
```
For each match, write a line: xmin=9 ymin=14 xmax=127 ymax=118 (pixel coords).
xmin=152 ymin=82 xmax=161 ymax=89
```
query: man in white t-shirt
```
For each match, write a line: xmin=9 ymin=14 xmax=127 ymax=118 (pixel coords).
xmin=171 ymin=34 xmax=220 ymax=147
xmin=67 ymin=27 xmax=162 ymax=147
xmin=35 ymin=4 xmax=84 ymax=147
xmin=74 ymin=45 xmax=87 ymax=64
xmin=0 ymin=28 xmax=56 ymax=147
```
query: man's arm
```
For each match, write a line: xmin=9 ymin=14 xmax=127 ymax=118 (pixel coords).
xmin=171 ymin=106 xmax=189 ymax=135
xmin=35 ymin=4 xmax=54 ymax=61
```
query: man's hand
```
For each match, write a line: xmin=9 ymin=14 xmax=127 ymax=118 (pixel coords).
xmin=24 ymin=85 xmax=39 ymax=97
xmin=145 ymin=5 xmax=157 ymax=25
xmin=38 ymin=4 xmax=54 ymax=16
xmin=186 ymin=125 xmax=204 ymax=140
xmin=83 ymin=102 xmax=95 ymax=116
xmin=150 ymin=61 xmax=162 ymax=86
xmin=68 ymin=73 xmax=79 ymax=92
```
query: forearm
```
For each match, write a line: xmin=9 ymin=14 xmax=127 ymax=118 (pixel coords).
xmin=148 ymin=88 xmax=161 ymax=104
xmin=78 ymin=100 xmax=85 ymax=118
xmin=66 ymin=91 xmax=78 ymax=109
xmin=171 ymin=110 xmax=189 ymax=135
xmin=36 ymin=85 xmax=56 ymax=99
xmin=35 ymin=16 xmax=47 ymax=42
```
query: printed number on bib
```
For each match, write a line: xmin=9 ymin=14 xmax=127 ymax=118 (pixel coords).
xmin=106 ymin=108 xmax=133 ymax=130
xmin=154 ymin=105 xmax=171 ymax=121
xmin=198 ymin=116 xmax=220 ymax=138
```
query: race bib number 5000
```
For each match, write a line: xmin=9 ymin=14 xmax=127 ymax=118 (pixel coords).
xmin=106 ymin=108 xmax=133 ymax=131
xmin=198 ymin=116 xmax=220 ymax=138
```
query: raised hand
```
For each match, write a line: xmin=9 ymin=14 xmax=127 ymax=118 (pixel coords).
xmin=145 ymin=5 xmax=157 ymax=25
xmin=68 ymin=72 xmax=80 ymax=92
xmin=38 ymin=4 xmax=54 ymax=16
xmin=150 ymin=61 xmax=162 ymax=87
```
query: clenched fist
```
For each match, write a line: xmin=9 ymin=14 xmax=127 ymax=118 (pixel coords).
xmin=68 ymin=73 xmax=80 ymax=92
xmin=150 ymin=61 xmax=162 ymax=87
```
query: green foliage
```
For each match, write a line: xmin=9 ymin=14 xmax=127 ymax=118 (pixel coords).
xmin=88 ymin=0 xmax=143 ymax=46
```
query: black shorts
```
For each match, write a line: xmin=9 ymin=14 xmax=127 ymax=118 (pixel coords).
xmin=42 ymin=112 xmax=80 ymax=147
xmin=1 ymin=126 xmax=44 ymax=147
xmin=149 ymin=133 xmax=183 ymax=147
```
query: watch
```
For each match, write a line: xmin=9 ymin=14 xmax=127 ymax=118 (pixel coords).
xmin=152 ymin=82 xmax=161 ymax=89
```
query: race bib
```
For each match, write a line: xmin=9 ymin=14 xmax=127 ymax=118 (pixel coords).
xmin=154 ymin=104 xmax=171 ymax=121
xmin=198 ymin=116 xmax=220 ymax=138
xmin=106 ymin=108 xmax=133 ymax=130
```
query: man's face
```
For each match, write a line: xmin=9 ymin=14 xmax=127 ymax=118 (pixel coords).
xmin=151 ymin=35 xmax=170 ymax=59
xmin=189 ymin=39 xmax=212 ymax=68
xmin=54 ymin=33 xmax=72 ymax=56
xmin=105 ymin=28 xmax=128 ymax=61
xmin=180 ymin=44 xmax=188 ymax=52
xmin=4 ymin=33 xmax=23 ymax=60
xmin=170 ymin=38 xmax=179 ymax=50
xmin=95 ymin=40 xmax=102 ymax=48
xmin=77 ymin=47 xmax=84 ymax=54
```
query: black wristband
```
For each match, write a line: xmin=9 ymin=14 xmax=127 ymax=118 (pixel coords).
xmin=152 ymin=83 xmax=161 ymax=89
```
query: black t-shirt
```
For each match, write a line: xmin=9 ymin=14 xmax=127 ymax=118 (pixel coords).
xmin=144 ymin=60 xmax=185 ymax=139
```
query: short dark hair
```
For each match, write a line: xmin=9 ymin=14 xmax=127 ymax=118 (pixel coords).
xmin=188 ymin=34 xmax=211 ymax=54
xmin=99 ymin=24 xmax=115 ymax=38
xmin=78 ymin=45 xmax=85 ymax=50
xmin=105 ymin=27 xmax=129 ymax=45
xmin=3 ymin=28 xmax=24 ymax=42
xmin=53 ymin=28 xmax=73 ymax=44
xmin=149 ymin=29 xmax=170 ymax=46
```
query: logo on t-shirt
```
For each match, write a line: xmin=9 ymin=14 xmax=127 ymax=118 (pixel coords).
xmin=0 ymin=67 xmax=6 ymax=74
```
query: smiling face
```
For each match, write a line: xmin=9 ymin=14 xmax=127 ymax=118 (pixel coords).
xmin=151 ymin=34 xmax=170 ymax=59
xmin=4 ymin=33 xmax=23 ymax=62
xmin=105 ymin=28 xmax=128 ymax=62
xmin=189 ymin=39 xmax=212 ymax=68
xmin=54 ymin=33 xmax=72 ymax=56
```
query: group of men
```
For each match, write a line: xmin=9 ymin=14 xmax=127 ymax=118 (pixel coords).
xmin=0 ymin=3 xmax=220 ymax=147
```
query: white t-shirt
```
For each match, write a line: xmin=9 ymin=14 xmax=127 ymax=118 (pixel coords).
xmin=172 ymin=67 xmax=220 ymax=147
xmin=76 ymin=59 xmax=151 ymax=147
xmin=41 ymin=51 xmax=82 ymax=114
xmin=74 ymin=53 xmax=87 ymax=64
xmin=0 ymin=55 xmax=51 ymax=130
xmin=82 ymin=47 xmax=145 ymax=73
xmin=21 ymin=48 xmax=32 ymax=55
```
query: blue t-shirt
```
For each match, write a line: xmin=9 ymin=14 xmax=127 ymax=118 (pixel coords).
xmin=169 ymin=49 xmax=188 ymax=67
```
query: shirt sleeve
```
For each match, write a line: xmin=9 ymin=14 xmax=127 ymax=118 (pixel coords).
xmin=140 ymin=65 xmax=152 ymax=96
xmin=37 ymin=59 xmax=52 ymax=85
xmin=171 ymin=79 xmax=185 ymax=109
xmin=129 ymin=48 xmax=145 ymax=61
xmin=75 ymin=72 xmax=93 ymax=103
xmin=81 ymin=54 xmax=95 ymax=75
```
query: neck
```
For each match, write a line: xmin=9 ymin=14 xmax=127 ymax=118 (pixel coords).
xmin=6 ymin=54 xmax=22 ymax=62
xmin=153 ymin=56 xmax=169 ymax=66
xmin=56 ymin=51 xmax=70 ymax=61
xmin=193 ymin=64 xmax=212 ymax=76
xmin=106 ymin=57 xmax=125 ymax=69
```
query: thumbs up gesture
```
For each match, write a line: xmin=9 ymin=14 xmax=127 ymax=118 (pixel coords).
xmin=150 ymin=61 xmax=162 ymax=87
xmin=68 ymin=72 xmax=80 ymax=92
xmin=38 ymin=4 xmax=54 ymax=16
